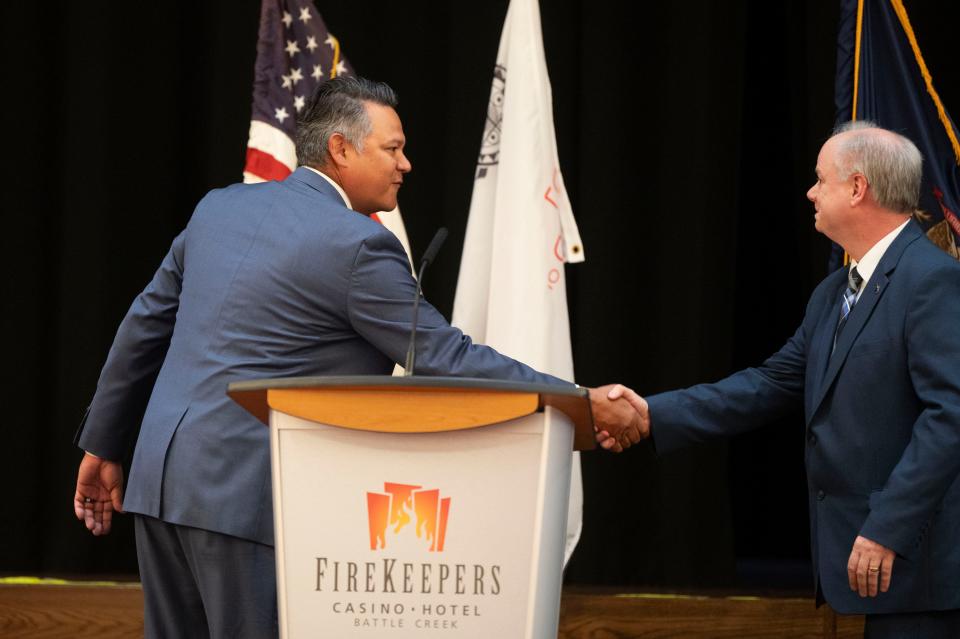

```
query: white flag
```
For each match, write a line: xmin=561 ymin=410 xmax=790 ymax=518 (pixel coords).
xmin=452 ymin=0 xmax=585 ymax=565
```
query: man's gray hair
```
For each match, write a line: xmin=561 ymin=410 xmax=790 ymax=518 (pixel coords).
xmin=832 ymin=120 xmax=923 ymax=213
xmin=295 ymin=76 xmax=398 ymax=168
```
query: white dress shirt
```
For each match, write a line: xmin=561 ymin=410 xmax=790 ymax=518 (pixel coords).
xmin=302 ymin=165 xmax=353 ymax=210
xmin=849 ymin=218 xmax=911 ymax=301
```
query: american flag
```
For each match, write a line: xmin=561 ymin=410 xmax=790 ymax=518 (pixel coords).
xmin=243 ymin=0 xmax=411 ymax=253
xmin=244 ymin=0 xmax=353 ymax=183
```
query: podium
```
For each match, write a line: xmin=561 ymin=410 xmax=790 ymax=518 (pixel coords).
xmin=229 ymin=376 xmax=594 ymax=639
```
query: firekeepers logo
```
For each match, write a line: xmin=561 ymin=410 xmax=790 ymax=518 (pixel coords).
xmin=367 ymin=483 xmax=451 ymax=552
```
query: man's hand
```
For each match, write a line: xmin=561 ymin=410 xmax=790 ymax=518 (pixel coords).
xmin=594 ymin=384 xmax=651 ymax=451
xmin=589 ymin=384 xmax=648 ymax=452
xmin=74 ymin=452 xmax=124 ymax=536
xmin=847 ymin=535 xmax=895 ymax=597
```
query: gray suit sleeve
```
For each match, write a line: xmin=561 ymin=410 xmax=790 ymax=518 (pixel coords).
xmin=75 ymin=231 xmax=187 ymax=460
xmin=345 ymin=229 xmax=567 ymax=386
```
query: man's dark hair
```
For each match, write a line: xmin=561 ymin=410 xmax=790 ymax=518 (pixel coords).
xmin=295 ymin=76 xmax=398 ymax=168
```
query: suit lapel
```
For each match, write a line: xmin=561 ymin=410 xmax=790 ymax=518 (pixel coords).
xmin=808 ymin=221 xmax=923 ymax=418
xmin=807 ymin=284 xmax=845 ymax=419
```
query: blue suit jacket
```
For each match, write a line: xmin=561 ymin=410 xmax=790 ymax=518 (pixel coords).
xmin=647 ymin=221 xmax=960 ymax=614
xmin=77 ymin=168 xmax=564 ymax=546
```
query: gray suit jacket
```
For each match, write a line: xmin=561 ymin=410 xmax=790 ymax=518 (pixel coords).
xmin=77 ymin=167 xmax=565 ymax=545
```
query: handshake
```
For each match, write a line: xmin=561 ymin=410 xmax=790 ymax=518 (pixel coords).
xmin=589 ymin=384 xmax=649 ymax=453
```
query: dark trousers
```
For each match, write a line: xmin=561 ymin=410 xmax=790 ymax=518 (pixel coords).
xmin=135 ymin=515 xmax=278 ymax=639
xmin=864 ymin=609 xmax=960 ymax=639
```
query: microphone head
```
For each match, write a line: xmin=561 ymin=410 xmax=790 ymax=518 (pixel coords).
xmin=421 ymin=227 xmax=449 ymax=267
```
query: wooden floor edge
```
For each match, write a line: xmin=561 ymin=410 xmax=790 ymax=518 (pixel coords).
xmin=0 ymin=581 xmax=865 ymax=638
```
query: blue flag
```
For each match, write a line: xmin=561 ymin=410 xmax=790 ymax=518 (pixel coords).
xmin=833 ymin=0 xmax=960 ymax=268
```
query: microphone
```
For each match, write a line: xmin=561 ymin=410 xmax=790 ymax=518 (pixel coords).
xmin=404 ymin=227 xmax=448 ymax=376
xmin=420 ymin=227 xmax=449 ymax=270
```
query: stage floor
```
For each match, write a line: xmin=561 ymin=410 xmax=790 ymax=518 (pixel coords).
xmin=0 ymin=578 xmax=864 ymax=638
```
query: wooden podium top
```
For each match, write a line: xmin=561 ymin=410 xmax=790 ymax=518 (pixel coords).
xmin=228 ymin=376 xmax=596 ymax=450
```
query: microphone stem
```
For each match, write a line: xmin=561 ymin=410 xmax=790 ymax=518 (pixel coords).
xmin=403 ymin=262 xmax=428 ymax=376
xmin=403 ymin=227 xmax=447 ymax=377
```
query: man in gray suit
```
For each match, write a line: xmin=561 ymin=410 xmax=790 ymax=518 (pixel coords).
xmin=73 ymin=77 xmax=642 ymax=637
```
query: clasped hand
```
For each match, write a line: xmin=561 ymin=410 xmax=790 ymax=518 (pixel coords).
xmin=589 ymin=384 xmax=650 ymax=452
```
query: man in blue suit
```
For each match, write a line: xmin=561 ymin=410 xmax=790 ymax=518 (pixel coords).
xmin=602 ymin=123 xmax=960 ymax=637
xmin=73 ymin=77 xmax=642 ymax=638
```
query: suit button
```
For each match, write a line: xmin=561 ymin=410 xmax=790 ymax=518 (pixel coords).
xmin=817 ymin=490 xmax=825 ymax=501
xmin=808 ymin=433 xmax=817 ymax=446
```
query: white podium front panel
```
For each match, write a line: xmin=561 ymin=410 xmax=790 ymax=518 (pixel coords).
xmin=270 ymin=408 xmax=572 ymax=638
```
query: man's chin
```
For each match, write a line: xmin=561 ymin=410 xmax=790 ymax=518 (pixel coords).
xmin=355 ymin=201 xmax=395 ymax=216
xmin=377 ymin=199 xmax=398 ymax=214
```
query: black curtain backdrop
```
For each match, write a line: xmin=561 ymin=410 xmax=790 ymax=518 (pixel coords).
xmin=5 ymin=1 xmax=960 ymax=589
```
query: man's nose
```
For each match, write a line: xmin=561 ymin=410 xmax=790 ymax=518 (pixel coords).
xmin=398 ymin=151 xmax=412 ymax=173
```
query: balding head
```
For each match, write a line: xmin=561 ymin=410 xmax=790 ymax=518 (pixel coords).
xmin=830 ymin=121 xmax=923 ymax=214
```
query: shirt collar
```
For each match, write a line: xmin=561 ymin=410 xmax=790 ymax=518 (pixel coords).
xmin=850 ymin=218 xmax=910 ymax=291
xmin=302 ymin=165 xmax=353 ymax=210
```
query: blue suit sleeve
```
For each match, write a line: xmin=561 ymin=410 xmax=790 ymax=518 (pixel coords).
xmin=859 ymin=263 xmax=960 ymax=557
xmin=75 ymin=231 xmax=186 ymax=460
xmin=345 ymin=229 xmax=567 ymax=386
xmin=647 ymin=322 xmax=807 ymax=455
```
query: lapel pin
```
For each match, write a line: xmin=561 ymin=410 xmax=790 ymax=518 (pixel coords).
xmin=875 ymin=284 xmax=880 ymax=293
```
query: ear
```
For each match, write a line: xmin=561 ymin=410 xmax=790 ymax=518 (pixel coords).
xmin=849 ymin=173 xmax=869 ymax=206
xmin=327 ymin=132 xmax=349 ymax=168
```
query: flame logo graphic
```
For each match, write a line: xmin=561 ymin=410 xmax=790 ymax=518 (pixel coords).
xmin=367 ymin=482 xmax=451 ymax=552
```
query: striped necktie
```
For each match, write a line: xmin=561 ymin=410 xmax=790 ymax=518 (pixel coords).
xmin=835 ymin=266 xmax=863 ymax=344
